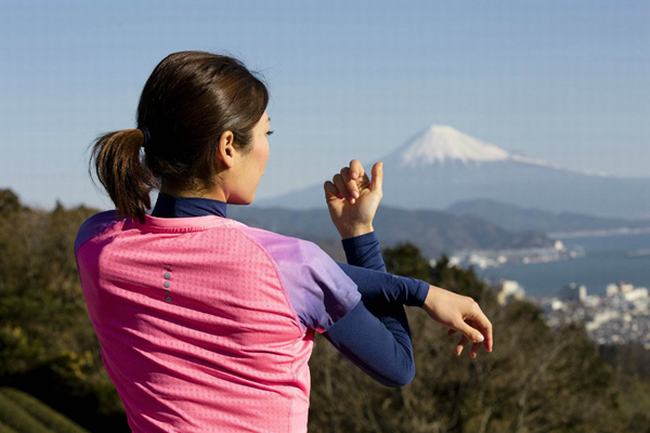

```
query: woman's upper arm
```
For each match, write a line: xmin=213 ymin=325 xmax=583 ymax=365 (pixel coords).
xmin=241 ymin=228 xmax=361 ymax=333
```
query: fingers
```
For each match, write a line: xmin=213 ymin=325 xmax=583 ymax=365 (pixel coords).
xmin=349 ymin=159 xmax=364 ymax=180
xmin=332 ymin=174 xmax=349 ymax=202
xmin=323 ymin=180 xmax=340 ymax=202
xmin=468 ymin=304 xmax=493 ymax=353
xmin=447 ymin=298 xmax=494 ymax=358
xmin=455 ymin=317 xmax=485 ymax=345
xmin=333 ymin=160 xmax=366 ymax=205
xmin=325 ymin=160 xmax=380 ymax=206
xmin=370 ymin=161 xmax=383 ymax=194
xmin=450 ymin=328 xmax=482 ymax=359
xmin=455 ymin=334 xmax=468 ymax=356
xmin=469 ymin=341 xmax=481 ymax=359
xmin=340 ymin=167 xmax=359 ymax=204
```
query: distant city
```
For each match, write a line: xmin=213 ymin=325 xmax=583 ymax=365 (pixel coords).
xmin=481 ymin=276 xmax=647 ymax=350
xmin=446 ymin=241 xmax=649 ymax=349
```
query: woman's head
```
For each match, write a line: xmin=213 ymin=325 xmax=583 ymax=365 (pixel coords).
xmin=88 ymin=50 xmax=271 ymax=223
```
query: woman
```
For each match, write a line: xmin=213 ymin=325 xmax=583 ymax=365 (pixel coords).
xmin=74 ymin=50 xmax=493 ymax=433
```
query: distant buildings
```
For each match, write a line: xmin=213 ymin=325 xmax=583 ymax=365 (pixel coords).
xmin=557 ymin=282 xmax=588 ymax=303
xmin=450 ymin=241 xmax=584 ymax=269
xmin=496 ymin=280 xmax=526 ymax=305
xmin=534 ymin=282 xmax=650 ymax=349
xmin=492 ymin=278 xmax=650 ymax=350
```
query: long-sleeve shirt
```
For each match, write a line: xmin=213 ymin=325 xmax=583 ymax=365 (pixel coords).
xmin=149 ymin=192 xmax=430 ymax=386
xmin=73 ymin=192 xmax=430 ymax=433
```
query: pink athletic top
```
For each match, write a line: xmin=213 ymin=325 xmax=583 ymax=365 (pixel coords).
xmin=74 ymin=210 xmax=361 ymax=433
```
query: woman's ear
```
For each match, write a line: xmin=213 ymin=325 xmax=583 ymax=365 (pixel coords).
xmin=216 ymin=130 xmax=236 ymax=169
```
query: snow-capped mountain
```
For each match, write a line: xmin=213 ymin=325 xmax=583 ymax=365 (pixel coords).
xmin=391 ymin=125 xmax=594 ymax=174
xmin=255 ymin=124 xmax=650 ymax=219
xmin=400 ymin=125 xmax=512 ymax=164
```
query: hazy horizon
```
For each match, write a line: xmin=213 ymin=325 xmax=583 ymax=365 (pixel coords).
xmin=1 ymin=0 xmax=648 ymax=211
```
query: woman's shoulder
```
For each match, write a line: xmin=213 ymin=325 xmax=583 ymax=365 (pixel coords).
xmin=236 ymin=224 xmax=319 ymax=257
xmin=81 ymin=209 xmax=121 ymax=224
xmin=74 ymin=209 xmax=122 ymax=254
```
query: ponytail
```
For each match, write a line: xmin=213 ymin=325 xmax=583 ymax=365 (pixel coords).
xmin=85 ymin=51 xmax=269 ymax=221
xmin=87 ymin=128 xmax=158 ymax=224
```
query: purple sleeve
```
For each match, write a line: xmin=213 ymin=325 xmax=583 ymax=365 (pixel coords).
xmin=242 ymin=228 xmax=362 ymax=334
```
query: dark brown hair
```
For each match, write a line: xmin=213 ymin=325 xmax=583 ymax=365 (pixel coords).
xmin=87 ymin=50 xmax=269 ymax=224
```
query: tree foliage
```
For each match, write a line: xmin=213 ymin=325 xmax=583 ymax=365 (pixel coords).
xmin=0 ymin=188 xmax=648 ymax=433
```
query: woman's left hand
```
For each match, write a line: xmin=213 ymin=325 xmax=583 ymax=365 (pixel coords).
xmin=323 ymin=159 xmax=384 ymax=239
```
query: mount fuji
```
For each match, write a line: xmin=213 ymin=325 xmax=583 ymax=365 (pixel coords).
xmin=256 ymin=125 xmax=650 ymax=219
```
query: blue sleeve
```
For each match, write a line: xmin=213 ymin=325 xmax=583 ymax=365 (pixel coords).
xmin=338 ymin=231 xmax=429 ymax=307
xmin=336 ymin=262 xmax=429 ymax=307
xmin=341 ymin=231 xmax=388 ymax=272
xmin=322 ymin=298 xmax=416 ymax=387
xmin=322 ymin=230 xmax=424 ymax=387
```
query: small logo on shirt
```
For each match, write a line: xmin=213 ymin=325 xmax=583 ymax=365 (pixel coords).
xmin=162 ymin=265 xmax=173 ymax=303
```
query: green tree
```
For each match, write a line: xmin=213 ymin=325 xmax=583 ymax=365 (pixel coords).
xmin=0 ymin=190 xmax=128 ymax=432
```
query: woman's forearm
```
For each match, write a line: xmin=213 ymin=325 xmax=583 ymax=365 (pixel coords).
xmin=341 ymin=229 xmax=386 ymax=272
xmin=336 ymin=230 xmax=429 ymax=307
xmin=337 ymin=223 xmax=375 ymax=241
xmin=336 ymin=262 xmax=429 ymax=306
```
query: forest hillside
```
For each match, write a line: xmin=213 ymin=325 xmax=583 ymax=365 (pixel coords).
xmin=0 ymin=188 xmax=648 ymax=433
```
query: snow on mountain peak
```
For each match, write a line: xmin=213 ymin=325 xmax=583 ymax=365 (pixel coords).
xmin=398 ymin=124 xmax=511 ymax=166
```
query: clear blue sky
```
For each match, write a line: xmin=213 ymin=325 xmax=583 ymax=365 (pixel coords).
xmin=1 ymin=0 xmax=648 ymax=211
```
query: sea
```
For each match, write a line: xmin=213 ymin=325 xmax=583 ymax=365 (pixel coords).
xmin=473 ymin=232 xmax=650 ymax=299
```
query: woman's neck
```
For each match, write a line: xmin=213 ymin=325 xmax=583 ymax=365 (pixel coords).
xmin=152 ymin=190 xmax=228 ymax=218
xmin=160 ymin=183 xmax=227 ymax=202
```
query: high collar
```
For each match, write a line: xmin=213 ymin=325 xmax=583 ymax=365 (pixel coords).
xmin=150 ymin=191 xmax=227 ymax=218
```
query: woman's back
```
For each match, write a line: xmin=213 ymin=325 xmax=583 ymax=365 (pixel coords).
xmin=74 ymin=209 xmax=359 ymax=433
xmin=75 ymin=49 xmax=493 ymax=432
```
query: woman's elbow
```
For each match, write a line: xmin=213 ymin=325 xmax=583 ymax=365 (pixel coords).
xmin=376 ymin=364 xmax=416 ymax=388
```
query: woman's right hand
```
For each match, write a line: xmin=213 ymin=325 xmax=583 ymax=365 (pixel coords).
xmin=422 ymin=285 xmax=493 ymax=359
xmin=323 ymin=159 xmax=383 ymax=239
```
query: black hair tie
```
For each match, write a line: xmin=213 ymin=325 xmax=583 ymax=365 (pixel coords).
xmin=138 ymin=126 xmax=151 ymax=148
